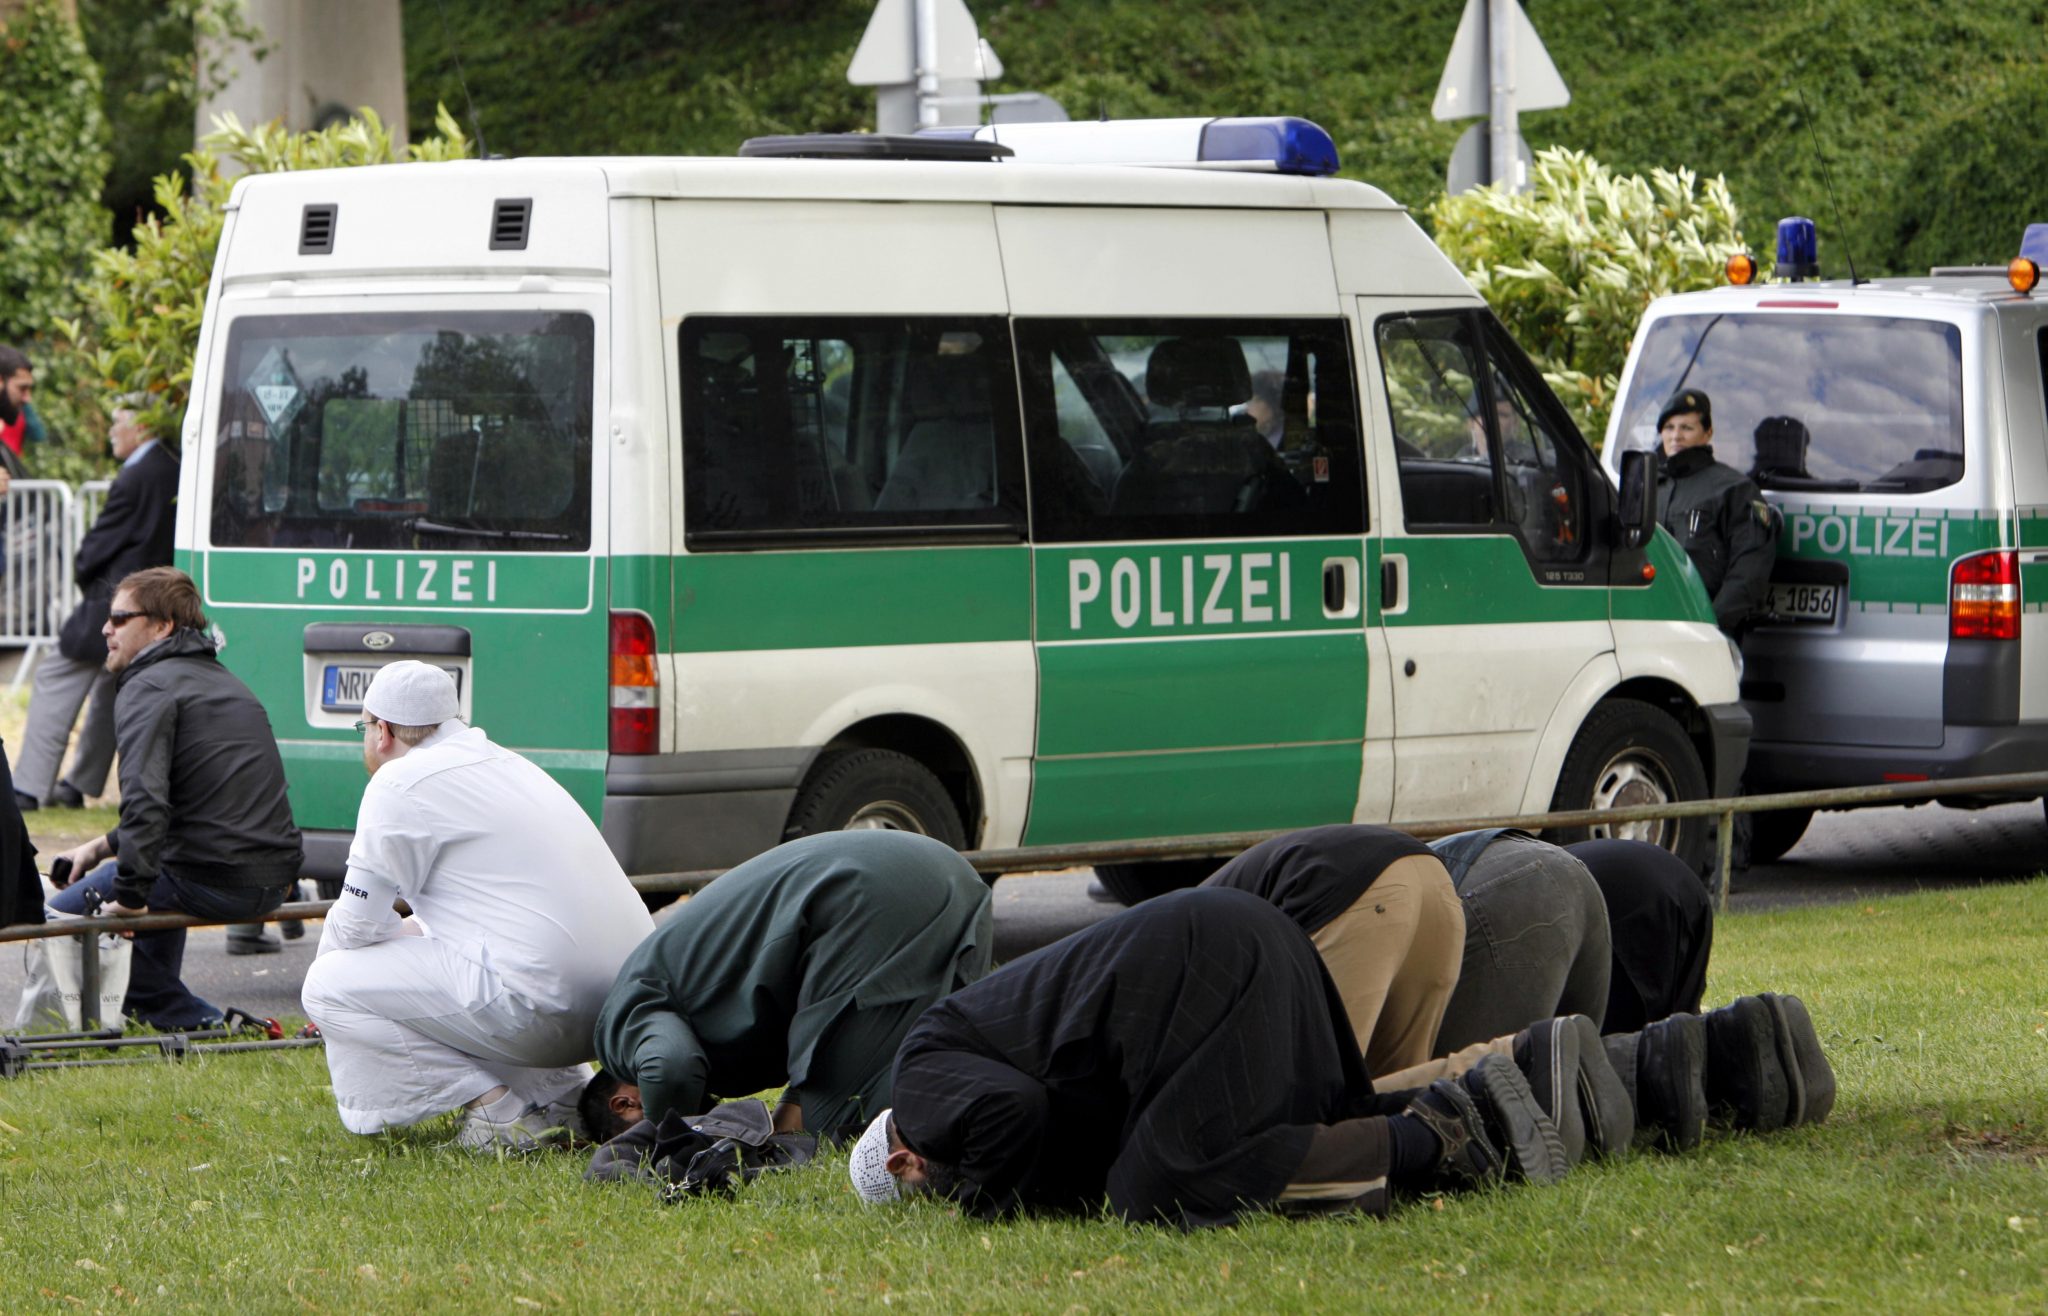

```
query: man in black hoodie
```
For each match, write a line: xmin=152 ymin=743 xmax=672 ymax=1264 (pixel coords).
xmin=46 ymin=568 xmax=302 ymax=1028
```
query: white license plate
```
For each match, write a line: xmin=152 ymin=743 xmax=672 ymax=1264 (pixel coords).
xmin=320 ymin=663 xmax=464 ymax=713
xmin=1769 ymin=582 xmax=1838 ymax=623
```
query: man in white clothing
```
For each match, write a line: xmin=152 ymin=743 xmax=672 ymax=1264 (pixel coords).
xmin=302 ymin=661 xmax=655 ymax=1149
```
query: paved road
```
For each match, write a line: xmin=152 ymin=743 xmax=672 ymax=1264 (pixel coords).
xmin=4 ymin=801 xmax=2042 ymax=1030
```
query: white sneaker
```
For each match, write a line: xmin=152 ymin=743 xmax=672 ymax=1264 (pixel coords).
xmin=538 ymin=1097 xmax=588 ymax=1144
xmin=453 ymin=1103 xmax=562 ymax=1153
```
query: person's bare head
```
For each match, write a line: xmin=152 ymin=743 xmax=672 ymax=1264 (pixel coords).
xmin=0 ymin=346 xmax=29 ymax=426
xmin=109 ymin=395 xmax=154 ymax=461
xmin=577 ymin=1069 xmax=646 ymax=1144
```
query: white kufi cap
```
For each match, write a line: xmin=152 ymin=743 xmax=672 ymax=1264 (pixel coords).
xmin=361 ymin=660 xmax=460 ymax=727
xmin=848 ymin=1108 xmax=900 ymax=1204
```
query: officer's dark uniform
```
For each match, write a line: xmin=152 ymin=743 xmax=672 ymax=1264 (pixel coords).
xmin=1654 ymin=390 xmax=1778 ymax=635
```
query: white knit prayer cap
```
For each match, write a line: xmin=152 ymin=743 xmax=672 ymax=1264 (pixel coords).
xmin=848 ymin=1108 xmax=901 ymax=1204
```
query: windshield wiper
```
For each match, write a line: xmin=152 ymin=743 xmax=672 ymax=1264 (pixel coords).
xmin=407 ymin=517 xmax=573 ymax=543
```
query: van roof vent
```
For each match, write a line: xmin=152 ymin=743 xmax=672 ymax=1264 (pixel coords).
xmin=490 ymin=198 xmax=532 ymax=251
xmin=298 ymin=204 xmax=337 ymax=255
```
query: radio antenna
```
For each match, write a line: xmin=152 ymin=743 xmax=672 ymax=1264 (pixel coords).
xmin=1793 ymin=85 xmax=1859 ymax=285
xmin=432 ymin=0 xmax=489 ymax=159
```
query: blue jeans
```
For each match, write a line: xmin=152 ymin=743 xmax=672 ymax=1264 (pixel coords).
xmin=48 ymin=861 xmax=291 ymax=1029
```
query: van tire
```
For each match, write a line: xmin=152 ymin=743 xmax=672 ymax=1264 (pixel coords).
xmin=1093 ymin=857 xmax=1222 ymax=906
xmin=1547 ymin=699 xmax=1712 ymax=876
xmin=784 ymin=748 xmax=966 ymax=850
xmin=1745 ymin=806 xmax=1814 ymax=865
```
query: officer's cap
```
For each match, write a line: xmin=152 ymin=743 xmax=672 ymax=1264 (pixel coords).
xmin=1657 ymin=389 xmax=1712 ymax=431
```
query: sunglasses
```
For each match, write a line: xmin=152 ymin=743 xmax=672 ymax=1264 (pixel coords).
xmin=106 ymin=610 xmax=156 ymax=627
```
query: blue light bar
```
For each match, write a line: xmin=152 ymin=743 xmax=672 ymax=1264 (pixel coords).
xmin=2021 ymin=224 xmax=2048 ymax=267
xmin=919 ymin=116 xmax=1341 ymax=176
xmin=1198 ymin=117 xmax=1340 ymax=176
xmin=1777 ymin=216 xmax=1819 ymax=282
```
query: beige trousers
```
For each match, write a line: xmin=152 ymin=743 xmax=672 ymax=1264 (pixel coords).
xmin=1312 ymin=852 xmax=1467 ymax=1077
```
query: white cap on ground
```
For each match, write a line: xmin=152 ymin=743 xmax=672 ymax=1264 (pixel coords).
xmin=848 ymin=1108 xmax=900 ymax=1203
xmin=362 ymin=660 xmax=461 ymax=728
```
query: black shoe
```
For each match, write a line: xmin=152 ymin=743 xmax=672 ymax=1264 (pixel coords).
xmin=1759 ymin=993 xmax=1836 ymax=1127
xmin=1084 ymin=879 xmax=1122 ymax=905
xmin=1402 ymin=1074 xmax=1507 ymax=1189
xmin=1515 ymin=1014 xmax=1634 ymax=1164
xmin=280 ymin=919 xmax=306 ymax=940
xmin=1617 ymin=1013 xmax=1707 ymax=1152
xmin=1704 ymin=996 xmax=1791 ymax=1134
xmin=49 ymin=781 xmax=85 ymax=809
xmin=226 ymin=928 xmax=283 ymax=956
xmin=13 ymin=790 xmax=37 ymax=813
xmin=1461 ymin=1055 xmax=1570 ymax=1186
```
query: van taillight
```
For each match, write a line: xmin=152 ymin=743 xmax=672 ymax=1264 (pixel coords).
xmin=1950 ymin=550 xmax=2020 ymax=641
xmin=609 ymin=610 xmax=658 ymax=754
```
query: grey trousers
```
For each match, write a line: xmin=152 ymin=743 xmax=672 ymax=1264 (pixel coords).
xmin=1429 ymin=831 xmax=1613 ymax=1055
xmin=13 ymin=647 xmax=116 ymax=800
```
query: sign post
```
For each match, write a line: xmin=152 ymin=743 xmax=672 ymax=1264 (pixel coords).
xmin=1432 ymin=0 xmax=1568 ymax=194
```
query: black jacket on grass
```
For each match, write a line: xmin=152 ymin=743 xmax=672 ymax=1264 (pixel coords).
xmin=107 ymin=627 xmax=302 ymax=908
xmin=889 ymin=887 xmax=1388 ymax=1229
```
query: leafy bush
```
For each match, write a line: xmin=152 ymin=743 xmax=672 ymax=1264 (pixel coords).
xmin=0 ymin=0 xmax=110 ymax=350
xmin=1428 ymin=148 xmax=1755 ymax=444
xmin=57 ymin=105 xmax=471 ymax=451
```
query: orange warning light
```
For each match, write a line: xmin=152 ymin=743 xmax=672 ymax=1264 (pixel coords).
xmin=1726 ymin=252 xmax=1758 ymax=286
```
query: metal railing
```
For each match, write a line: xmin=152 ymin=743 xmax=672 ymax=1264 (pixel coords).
xmin=7 ymin=768 xmax=2047 ymax=1034
xmin=0 ymin=479 xmax=115 ymax=692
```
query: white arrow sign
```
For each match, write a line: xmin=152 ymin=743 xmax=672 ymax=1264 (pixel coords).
xmin=1432 ymin=0 xmax=1569 ymax=122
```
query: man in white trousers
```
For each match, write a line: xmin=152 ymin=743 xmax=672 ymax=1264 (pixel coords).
xmin=302 ymin=661 xmax=655 ymax=1150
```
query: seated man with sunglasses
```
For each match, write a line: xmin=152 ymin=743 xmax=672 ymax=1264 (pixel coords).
xmin=47 ymin=567 xmax=304 ymax=1028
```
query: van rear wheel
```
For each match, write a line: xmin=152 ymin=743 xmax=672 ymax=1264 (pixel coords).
xmin=785 ymin=748 xmax=966 ymax=849
xmin=1547 ymin=699 xmax=1711 ymax=877
xmin=1744 ymin=806 xmax=1814 ymax=865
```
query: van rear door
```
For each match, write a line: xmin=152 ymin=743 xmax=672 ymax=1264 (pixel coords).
xmin=195 ymin=294 xmax=610 ymax=867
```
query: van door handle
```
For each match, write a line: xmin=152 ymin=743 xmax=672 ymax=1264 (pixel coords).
xmin=1321 ymin=557 xmax=1361 ymax=619
xmin=1380 ymin=559 xmax=1400 ymax=611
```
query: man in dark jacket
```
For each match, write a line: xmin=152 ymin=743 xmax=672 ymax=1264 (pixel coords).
xmin=46 ymin=568 xmax=303 ymax=1029
xmin=852 ymin=888 xmax=1570 ymax=1228
xmin=14 ymin=399 xmax=178 ymax=812
xmin=1654 ymin=389 xmax=1779 ymax=635
xmin=589 ymin=830 xmax=994 ymax=1146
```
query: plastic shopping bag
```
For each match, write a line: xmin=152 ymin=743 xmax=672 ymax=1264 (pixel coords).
xmin=11 ymin=912 xmax=130 ymax=1032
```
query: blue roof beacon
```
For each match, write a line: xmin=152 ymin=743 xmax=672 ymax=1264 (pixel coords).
xmin=1776 ymin=216 xmax=1820 ymax=282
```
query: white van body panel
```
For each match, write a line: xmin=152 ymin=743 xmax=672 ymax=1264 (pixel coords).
xmin=995 ymin=207 xmax=1339 ymax=316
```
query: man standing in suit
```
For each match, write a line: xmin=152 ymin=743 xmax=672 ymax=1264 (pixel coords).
xmin=13 ymin=397 xmax=177 ymax=817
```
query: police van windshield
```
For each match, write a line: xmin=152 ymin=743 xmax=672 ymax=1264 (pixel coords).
xmin=1617 ymin=313 xmax=1964 ymax=494
xmin=210 ymin=311 xmax=595 ymax=551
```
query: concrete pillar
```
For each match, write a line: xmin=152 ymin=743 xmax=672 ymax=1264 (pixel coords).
xmin=197 ymin=0 xmax=407 ymax=152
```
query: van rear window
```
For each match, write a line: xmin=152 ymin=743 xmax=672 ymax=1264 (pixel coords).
xmin=1617 ymin=313 xmax=1964 ymax=494
xmin=210 ymin=311 xmax=594 ymax=551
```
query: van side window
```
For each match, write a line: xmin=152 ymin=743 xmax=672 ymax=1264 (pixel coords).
xmin=1016 ymin=318 xmax=1364 ymax=542
xmin=1378 ymin=312 xmax=1589 ymax=562
xmin=681 ymin=316 xmax=1025 ymax=546
xmin=210 ymin=310 xmax=594 ymax=551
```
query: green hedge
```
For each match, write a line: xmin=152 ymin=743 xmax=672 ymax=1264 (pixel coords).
xmin=401 ymin=0 xmax=2048 ymax=275
xmin=0 ymin=0 xmax=109 ymax=349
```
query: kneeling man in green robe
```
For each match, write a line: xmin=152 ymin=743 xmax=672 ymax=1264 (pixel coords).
xmin=586 ymin=829 xmax=993 ymax=1145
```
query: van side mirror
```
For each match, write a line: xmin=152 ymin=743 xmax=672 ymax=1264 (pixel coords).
xmin=1617 ymin=448 xmax=1655 ymax=549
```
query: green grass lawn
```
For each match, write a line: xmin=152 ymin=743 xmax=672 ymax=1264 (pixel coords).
xmin=3 ymin=880 xmax=2045 ymax=1312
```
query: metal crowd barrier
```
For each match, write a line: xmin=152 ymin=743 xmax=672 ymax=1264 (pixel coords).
xmin=6 ymin=768 xmax=2048 ymax=1035
xmin=0 ymin=480 xmax=82 ymax=690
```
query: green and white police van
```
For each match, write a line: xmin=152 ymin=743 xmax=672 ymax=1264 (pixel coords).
xmin=1605 ymin=219 xmax=2048 ymax=862
xmin=175 ymin=116 xmax=1745 ymax=901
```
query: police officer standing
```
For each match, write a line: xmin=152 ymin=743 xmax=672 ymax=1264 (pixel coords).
xmin=1655 ymin=389 xmax=1778 ymax=635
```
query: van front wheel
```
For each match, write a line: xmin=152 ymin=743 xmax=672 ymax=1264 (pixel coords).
xmin=785 ymin=748 xmax=967 ymax=850
xmin=1547 ymin=699 xmax=1711 ymax=877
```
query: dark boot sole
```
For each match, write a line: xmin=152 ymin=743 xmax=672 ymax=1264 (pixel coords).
xmin=1636 ymin=1013 xmax=1707 ymax=1152
xmin=1761 ymin=993 xmax=1836 ymax=1127
xmin=1565 ymin=1014 xmax=1634 ymax=1158
xmin=1467 ymin=1056 xmax=1570 ymax=1186
xmin=1705 ymin=996 xmax=1791 ymax=1134
xmin=1522 ymin=1018 xmax=1587 ymax=1169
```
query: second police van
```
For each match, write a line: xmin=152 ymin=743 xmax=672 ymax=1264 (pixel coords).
xmin=1607 ymin=220 xmax=2048 ymax=862
xmin=175 ymin=116 xmax=1746 ymax=901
